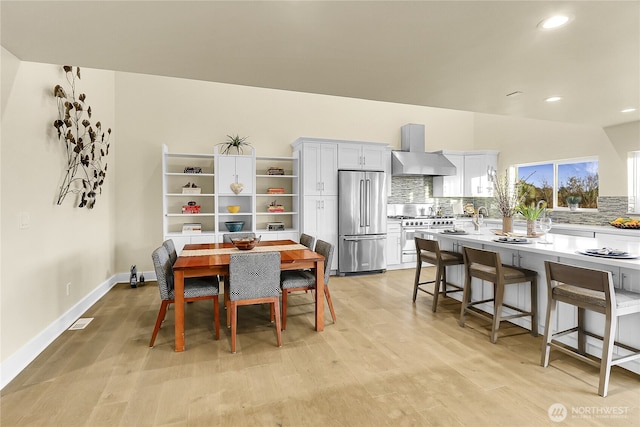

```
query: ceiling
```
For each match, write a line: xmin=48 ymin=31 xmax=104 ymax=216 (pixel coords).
xmin=2 ymin=1 xmax=639 ymax=128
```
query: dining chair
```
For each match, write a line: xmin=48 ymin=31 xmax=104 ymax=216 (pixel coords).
xmin=541 ymin=261 xmax=640 ymax=397
xmin=223 ymin=232 xmax=256 ymax=243
xmin=413 ymin=237 xmax=464 ymax=312
xmin=149 ymin=245 xmax=220 ymax=347
xmin=228 ymin=251 xmax=282 ymax=353
xmin=280 ymin=239 xmax=336 ymax=330
xmin=300 ymin=233 xmax=316 ymax=249
xmin=459 ymin=246 xmax=538 ymax=344
xmin=162 ymin=239 xmax=178 ymax=265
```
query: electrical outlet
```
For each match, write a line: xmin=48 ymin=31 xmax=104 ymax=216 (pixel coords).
xmin=66 ymin=282 xmax=71 ymax=296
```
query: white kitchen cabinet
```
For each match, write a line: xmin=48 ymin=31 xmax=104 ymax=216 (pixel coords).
xmin=386 ymin=221 xmax=402 ymax=266
xmin=432 ymin=152 xmax=465 ymax=197
xmin=295 ymin=140 xmax=338 ymax=196
xmin=216 ymin=154 xmax=254 ymax=195
xmin=464 ymin=152 xmax=498 ymax=197
xmin=338 ymin=142 xmax=387 ymax=171
xmin=303 ymin=195 xmax=338 ymax=270
xmin=432 ymin=150 xmax=498 ymax=197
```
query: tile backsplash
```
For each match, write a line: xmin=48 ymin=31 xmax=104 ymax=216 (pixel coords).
xmin=389 ymin=176 xmax=632 ymax=226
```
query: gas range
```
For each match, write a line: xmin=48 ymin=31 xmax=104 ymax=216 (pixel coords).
xmin=388 ymin=215 xmax=456 ymax=229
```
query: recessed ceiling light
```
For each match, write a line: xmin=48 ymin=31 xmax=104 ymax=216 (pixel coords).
xmin=621 ymin=108 xmax=637 ymax=113
xmin=538 ymin=15 xmax=572 ymax=30
xmin=545 ymin=96 xmax=562 ymax=103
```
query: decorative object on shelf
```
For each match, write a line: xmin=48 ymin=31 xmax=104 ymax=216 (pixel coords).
xmin=493 ymin=169 xmax=526 ymax=234
xmin=227 ymin=205 xmax=240 ymax=213
xmin=182 ymin=182 xmax=201 ymax=194
xmin=267 ymin=187 xmax=285 ymax=194
xmin=230 ymin=182 xmax=244 ymax=194
xmin=183 ymin=166 xmax=202 ymax=174
xmin=268 ymin=200 xmax=284 ymax=212
xmin=225 ymin=221 xmax=245 ymax=232
xmin=267 ymin=222 xmax=285 ymax=231
xmin=231 ymin=236 xmax=261 ymax=251
xmin=267 ymin=167 xmax=285 ymax=175
xmin=52 ymin=65 xmax=111 ymax=209
xmin=610 ymin=217 xmax=640 ymax=229
xmin=218 ymin=134 xmax=251 ymax=155
xmin=182 ymin=223 xmax=202 ymax=234
xmin=182 ymin=201 xmax=201 ymax=214
xmin=566 ymin=195 xmax=581 ymax=211
xmin=518 ymin=201 xmax=547 ymax=236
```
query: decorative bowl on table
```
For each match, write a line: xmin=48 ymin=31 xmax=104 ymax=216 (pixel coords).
xmin=226 ymin=205 xmax=240 ymax=213
xmin=231 ymin=236 xmax=261 ymax=251
xmin=224 ymin=221 xmax=244 ymax=232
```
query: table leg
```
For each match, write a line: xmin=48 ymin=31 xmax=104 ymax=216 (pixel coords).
xmin=315 ymin=259 xmax=325 ymax=332
xmin=174 ymin=270 xmax=185 ymax=352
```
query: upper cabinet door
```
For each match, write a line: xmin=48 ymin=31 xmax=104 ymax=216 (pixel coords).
xmin=464 ymin=153 xmax=497 ymax=197
xmin=338 ymin=143 xmax=386 ymax=171
xmin=302 ymin=142 xmax=338 ymax=196
xmin=433 ymin=153 xmax=465 ymax=197
xmin=217 ymin=155 xmax=254 ymax=195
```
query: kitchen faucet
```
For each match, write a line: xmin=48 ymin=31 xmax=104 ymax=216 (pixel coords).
xmin=477 ymin=206 xmax=488 ymax=216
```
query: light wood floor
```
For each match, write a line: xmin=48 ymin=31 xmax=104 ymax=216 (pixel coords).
xmin=2 ymin=268 xmax=639 ymax=426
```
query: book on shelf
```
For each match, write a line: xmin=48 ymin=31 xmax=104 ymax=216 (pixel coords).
xmin=182 ymin=223 xmax=202 ymax=234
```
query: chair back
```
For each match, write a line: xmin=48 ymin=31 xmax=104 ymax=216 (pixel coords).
xmin=314 ymin=239 xmax=335 ymax=285
xmin=162 ymin=239 xmax=178 ymax=265
xmin=415 ymin=237 xmax=441 ymax=257
xmin=223 ymin=232 xmax=256 ymax=243
xmin=462 ymin=246 xmax=505 ymax=283
xmin=300 ymin=233 xmax=316 ymax=249
xmin=151 ymin=245 xmax=174 ymax=301
xmin=544 ymin=261 xmax=614 ymax=305
xmin=229 ymin=252 xmax=281 ymax=301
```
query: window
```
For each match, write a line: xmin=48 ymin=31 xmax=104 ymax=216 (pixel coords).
xmin=629 ymin=151 xmax=640 ymax=213
xmin=517 ymin=157 xmax=599 ymax=210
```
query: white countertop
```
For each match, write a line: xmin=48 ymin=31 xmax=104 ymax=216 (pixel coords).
xmin=420 ymin=227 xmax=640 ymax=271
xmin=458 ymin=217 xmax=640 ymax=237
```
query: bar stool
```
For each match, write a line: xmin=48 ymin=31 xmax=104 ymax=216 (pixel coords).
xmin=541 ymin=261 xmax=640 ymax=397
xmin=413 ymin=237 xmax=464 ymax=312
xmin=459 ymin=246 xmax=538 ymax=343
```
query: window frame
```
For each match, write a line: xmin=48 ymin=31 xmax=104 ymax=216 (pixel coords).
xmin=629 ymin=151 xmax=640 ymax=214
xmin=516 ymin=156 xmax=599 ymax=211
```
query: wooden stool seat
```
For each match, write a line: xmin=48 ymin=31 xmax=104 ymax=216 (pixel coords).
xmin=413 ymin=237 xmax=464 ymax=312
xmin=459 ymin=246 xmax=538 ymax=343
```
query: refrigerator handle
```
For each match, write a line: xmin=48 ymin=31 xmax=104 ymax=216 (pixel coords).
xmin=359 ymin=179 xmax=365 ymax=227
xmin=365 ymin=179 xmax=371 ymax=226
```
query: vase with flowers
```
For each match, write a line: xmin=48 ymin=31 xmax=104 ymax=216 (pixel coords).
xmin=493 ymin=169 xmax=526 ymax=233
xmin=518 ymin=201 xmax=547 ymax=236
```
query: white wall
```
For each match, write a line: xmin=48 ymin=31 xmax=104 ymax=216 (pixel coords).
xmin=0 ymin=51 xmax=116 ymax=378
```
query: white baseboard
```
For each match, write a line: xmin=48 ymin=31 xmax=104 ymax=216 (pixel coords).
xmin=0 ymin=269 xmax=154 ymax=390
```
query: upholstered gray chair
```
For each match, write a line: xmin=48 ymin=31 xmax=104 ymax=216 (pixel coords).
xmin=299 ymin=233 xmax=316 ymax=249
xmin=162 ymin=239 xmax=178 ymax=265
xmin=280 ymin=239 xmax=336 ymax=330
xmin=223 ymin=232 xmax=256 ymax=243
xmin=149 ymin=245 xmax=220 ymax=347
xmin=541 ymin=261 xmax=640 ymax=397
xmin=228 ymin=251 xmax=282 ymax=353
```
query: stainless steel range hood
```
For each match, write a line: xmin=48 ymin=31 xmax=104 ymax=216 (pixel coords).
xmin=392 ymin=124 xmax=456 ymax=176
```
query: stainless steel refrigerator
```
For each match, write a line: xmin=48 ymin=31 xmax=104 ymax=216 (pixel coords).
xmin=338 ymin=170 xmax=387 ymax=275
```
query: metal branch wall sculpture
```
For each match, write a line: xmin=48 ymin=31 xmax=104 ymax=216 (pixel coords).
xmin=53 ymin=66 xmax=111 ymax=209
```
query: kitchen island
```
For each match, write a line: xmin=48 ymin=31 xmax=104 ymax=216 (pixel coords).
xmin=418 ymin=228 xmax=640 ymax=375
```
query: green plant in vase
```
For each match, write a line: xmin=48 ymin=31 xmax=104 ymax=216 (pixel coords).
xmin=518 ymin=201 xmax=546 ymax=236
xmin=566 ymin=195 xmax=582 ymax=210
xmin=218 ymin=134 xmax=251 ymax=155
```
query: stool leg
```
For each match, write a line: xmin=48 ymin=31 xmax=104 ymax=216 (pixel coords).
xmin=541 ymin=297 xmax=557 ymax=367
xmin=530 ymin=277 xmax=538 ymax=337
xmin=491 ymin=282 xmax=505 ymax=344
xmin=577 ymin=307 xmax=586 ymax=354
xmin=413 ymin=258 xmax=422 ymax=302
xmin=459 ymin=271 xmax=472 ymax=327
xmin=599 ymin=313 xmax=616 ymax=397
xmin=432 ymin=263 xmax=443 ymax=312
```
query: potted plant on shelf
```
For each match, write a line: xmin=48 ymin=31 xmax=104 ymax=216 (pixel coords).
xmin=566 ymin=195 xmax=581 ymax=211
xmin=493 ymin=170 xmax=526 ymax=233
xmin=218 ymin=134 xmax=251 ymax=155
xmin=518 ymin=201 xmax=546 ymax=236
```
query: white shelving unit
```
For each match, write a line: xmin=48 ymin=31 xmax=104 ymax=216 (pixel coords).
xmin=162 ymin=145 xmax=299 ymax=249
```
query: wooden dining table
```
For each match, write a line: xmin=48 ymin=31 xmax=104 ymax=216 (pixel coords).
xmin=172 ymin=239 xmax=325 ymax=352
